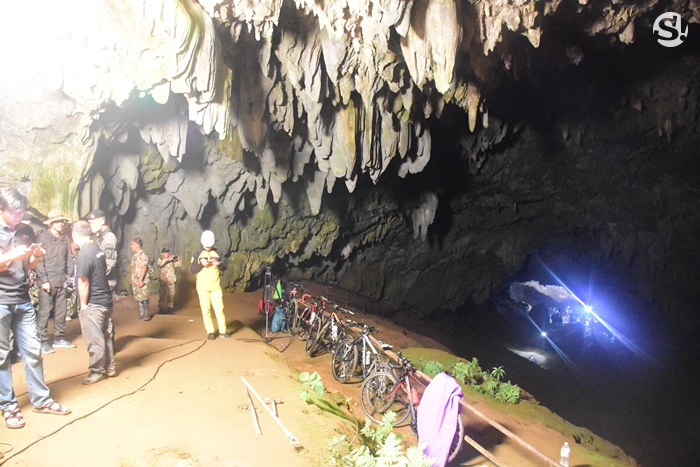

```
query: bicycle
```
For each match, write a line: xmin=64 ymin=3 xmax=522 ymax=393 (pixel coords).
xmin=359 ymin=352 xmax=464 ymax=462
xmin=289 ymin=294 xmax=323 ymax=341
xmin=331 ymin=323 xmax=392 ymax=383
xmin=306 ymin=301 xmax=353 ymax=356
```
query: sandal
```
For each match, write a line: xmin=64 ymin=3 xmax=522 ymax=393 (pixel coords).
xmin=32 ymin=400 xmax=71 ymax=416
xmin=3 ymin=407 xmax=25 ymax=429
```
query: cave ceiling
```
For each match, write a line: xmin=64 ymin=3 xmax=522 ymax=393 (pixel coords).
xmin=1 ymin=0 xmax=699 ymax=330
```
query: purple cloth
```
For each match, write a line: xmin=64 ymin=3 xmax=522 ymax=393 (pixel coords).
xmin=417 ymin=372 xmax=463 ymax=466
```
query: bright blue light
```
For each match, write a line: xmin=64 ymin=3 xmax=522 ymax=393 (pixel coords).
xmin=541 ymin=331 xmax=548 ymax=337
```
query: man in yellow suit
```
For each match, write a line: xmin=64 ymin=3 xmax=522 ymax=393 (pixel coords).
xmin=189 ymin=231 xmax=229 ymax=340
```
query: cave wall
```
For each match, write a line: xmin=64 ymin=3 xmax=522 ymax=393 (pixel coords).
xmin=1 ymin=1 xmax=699 ymax=333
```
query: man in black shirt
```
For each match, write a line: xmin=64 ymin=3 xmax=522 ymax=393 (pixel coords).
xmin=72 ymin=220 xmax=115 ymax=385
xmin=35 ymin=209 xmax=76 ymax=352
xmin=1 ymin=188 xmax=71 ymax=429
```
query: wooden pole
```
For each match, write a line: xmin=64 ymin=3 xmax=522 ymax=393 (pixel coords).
xmin=245 ymin=388 xmax=262 ymax=435
xmin=463 ymin=433 xmax=507 ymax=467
xmin=241 ymin=376 xmax=303 ymax=449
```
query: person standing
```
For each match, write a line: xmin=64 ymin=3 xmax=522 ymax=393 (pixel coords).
xmin=190 ymin=230 xmax=229 ymax=340
xmin=85 ymin=209 xmax=117 ymax=292
xmin=72 ymin=220 xmax=115 ymax=384
xmin=1 ymin=188 xmax=71 ymax=429
xmin=85 ymin=209 xmax=117 ymax=356
xmin=129 ymin=237 xmax=151 ymax=321
xmin=34 ymin=209 xmax=76 ymax=353
xmin=157 ymin=247 xmax=181 ymax=314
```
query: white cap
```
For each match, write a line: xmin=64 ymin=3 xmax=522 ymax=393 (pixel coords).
xmin=201 ymin=230 xmax=215 ymax=247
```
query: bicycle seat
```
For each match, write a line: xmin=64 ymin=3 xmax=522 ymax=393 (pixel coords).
xmin=377 ymin=340 xmax=393 ymax=350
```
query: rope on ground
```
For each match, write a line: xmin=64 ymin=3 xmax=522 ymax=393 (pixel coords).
xmin=1 ymin=338 xmax=207 ymax=465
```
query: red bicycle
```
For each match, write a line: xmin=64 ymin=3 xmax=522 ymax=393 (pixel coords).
xmin=359 ymin=352 xmax=464 ymax=462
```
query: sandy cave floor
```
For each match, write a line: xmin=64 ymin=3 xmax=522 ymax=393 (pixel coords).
xmin=0 ymin=289 xmax=624 ymax=467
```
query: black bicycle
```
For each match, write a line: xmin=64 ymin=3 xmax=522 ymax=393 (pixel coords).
xmin=331 ymin=323 xmax=392 ymax=383
xmin=306 ymin=302 xmax=353 ymax=357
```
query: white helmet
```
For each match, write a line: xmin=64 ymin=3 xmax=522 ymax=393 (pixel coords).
xmin=200 ymin=230 xmax=215 ymax=248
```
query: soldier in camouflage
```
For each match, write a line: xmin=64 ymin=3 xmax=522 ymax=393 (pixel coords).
xmin=129 ymin=237 xmax=151 ymax=321
xmin=156 ymin=247 xmax=181 ymax=314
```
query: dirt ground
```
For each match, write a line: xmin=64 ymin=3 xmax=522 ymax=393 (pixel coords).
xmin=0 ymin=289 xmax=627 ymax=466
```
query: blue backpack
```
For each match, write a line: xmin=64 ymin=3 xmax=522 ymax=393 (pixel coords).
xmin=270 ymin=305 xmax=286 ymax=332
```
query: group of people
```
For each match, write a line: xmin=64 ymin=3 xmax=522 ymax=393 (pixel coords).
xmin=1 ymin=186 xmax=234 ymax=431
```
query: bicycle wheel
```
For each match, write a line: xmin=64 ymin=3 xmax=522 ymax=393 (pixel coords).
xmin=332 ymin=337 xmax=358 ymax=383
xmin=295 ymin=308 xmax=313 ymax=341
xmin=413 ymin=409 xmax=464 ymax=463
xmin=306 ymin=313 xmax=326 ymax=355
xmin=306 ymin=318 xmax=328 ymax=356
xmin=447 ymin=415 xmax=464 ymax=463
xmin=359 ymin=371 xmax=410 ymax=426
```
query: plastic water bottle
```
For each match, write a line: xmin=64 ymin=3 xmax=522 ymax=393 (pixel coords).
xmin=559 ymin=442 xmax=570 ymax=467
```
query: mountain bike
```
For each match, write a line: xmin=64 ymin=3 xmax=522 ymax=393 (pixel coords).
xmin=289 ymin=295 xmax=319 ymax=341
xmin=306 ymin=302 xmax=353 ymax=357
xmin=359 ymin=352 xmax=464 ymax=463
xmin=331 ymin=323 xmax=392 ymax=383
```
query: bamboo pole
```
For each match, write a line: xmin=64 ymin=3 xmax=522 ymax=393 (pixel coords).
xmin=245 ymin=388 xmax=262 ymax=435
xmin=241 ymin=377 xmax=303 ymax=449
xmin=463 ymin=433 xmax=507 ymax=467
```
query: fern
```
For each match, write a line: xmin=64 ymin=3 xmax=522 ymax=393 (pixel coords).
xmin=495 ymin=381 xmax=521 ymax=404
xmin=328 ymin=412 xmax=434 ymax=466
xmin=418 ymin=358 xmax=444 ymax=375
xmin=450 ymin=361 xmax=471 ymax=384
xmin=484 ymin=379 xmax=499 ymax=396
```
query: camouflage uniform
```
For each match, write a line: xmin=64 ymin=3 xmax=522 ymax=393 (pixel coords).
xmin=157 ymin=253 xmax=181 ymax=312
xmin=130 ymin=249 xmax=150 ymax=318
xmin=28 ymin=270 xmax=39 ymax=310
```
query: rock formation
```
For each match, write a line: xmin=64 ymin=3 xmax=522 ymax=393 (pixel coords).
xmin=1 ymin=1 xmax=698 ymax=332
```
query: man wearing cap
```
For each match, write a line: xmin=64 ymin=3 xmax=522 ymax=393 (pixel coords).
xmin=85 ymin=209 xmax=118 ymax=292
xmin=190 ymin=230 xmax=229 ymax=339
xmin=157 ymin=247 xmax=181 ymax=314
xmin=85 ymin=209 xmax=117 ymax=362
xmin=34 ymin=209 xmax=76 ymax=353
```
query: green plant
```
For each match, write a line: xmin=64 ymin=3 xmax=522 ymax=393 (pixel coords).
xmin=328 ymin=413 xmax=434 ymax=467
xmin=495 ymin=381 xmax=521 ymax=404
xmin=483 ymin=379 xmax=499 ymax=396
xmin=298 ymin=371 xmax=356 ymax=422
xmin=491 ymin=366 xmax=506 ymax=381
xmin=449 ymin=361 xmax=469 ymax=383
xmin=299 ymin=371 xmax=324 ymax=402
xmin=419 ymin=358 xmax=444 ymax=375
xmin=468 ymin=357 xmax=482 ymax=373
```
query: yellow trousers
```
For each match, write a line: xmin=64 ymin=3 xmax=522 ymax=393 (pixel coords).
xmin=197 ymin=287 xmax=227 ymax=334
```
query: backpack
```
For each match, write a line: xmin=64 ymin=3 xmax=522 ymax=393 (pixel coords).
xmin=270 ymin=305 xmax=286 ymax=332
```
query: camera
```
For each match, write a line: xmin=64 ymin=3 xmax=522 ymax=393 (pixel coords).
xmin=65 ymin=276 xmax=75 ymax=295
